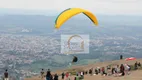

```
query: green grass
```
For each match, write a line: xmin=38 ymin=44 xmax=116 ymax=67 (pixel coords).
xmin=67 ymin=68 xmax=84 ymax=75
xmin=129 ymin=65 xmax=142 ymax=71
xmin=139 ymin=66 xmax=142 ymax=70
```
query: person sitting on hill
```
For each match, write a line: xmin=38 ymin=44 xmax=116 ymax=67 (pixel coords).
xmin=83 ymin=71 xmax=85 ymax=75
xmin=111 ymin=67 xmax=115 ymax=75
xmin=114 ymin=65 xmax=121 ymax=77
xmin=107 ymin=65 xmax=111 ymax=70
xmin=89 ymin=69 xmax=91 ymax=75
xmin=98 ymin=68 xmax=101 ymax=73
xmin=112 ymin=66 xmax=117 ymax=77
xmin=106 ymin=66 xmax=111 ymax=76
xmin=120 ymin=64 xmax=125 ymax=76
xmin=89 ymin=68 xmax=93 ymax=76
xmin=101 ymin=67 xmax=107 ymax=76
xmin=85 ymin=71 xmax=88 ymax=74
xmin=127 ymin=65 xmax=131 ymax=71
xmin=116 ymin=65 xmax=120 ymax=73
xmin=95 ymin=68 xmax=98 ymax=75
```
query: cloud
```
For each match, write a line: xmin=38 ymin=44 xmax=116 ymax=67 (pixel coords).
xmin=0 ymin=0 xmax=142 ymax=15
xmin=0 ymin=0 xmax=56 ymax=10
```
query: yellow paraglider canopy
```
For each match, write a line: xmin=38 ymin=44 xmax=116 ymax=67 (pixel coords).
xmin=55 ymin=8 xmax=98 ymax=29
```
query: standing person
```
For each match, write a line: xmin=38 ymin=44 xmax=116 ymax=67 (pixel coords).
xmin=50 ymin=74 xmax=53 ymax=80
xmin=120 ymin=55 xmax=123 ymax=60
xmin=41 ymin=69 xmax=44 ymax=80
xmin=4 ymin=69 xmax=8 ymax=80
xmin=68 ymin=72 xmax=71 ymax=80
xmin=116 ymin=65 xmax=119 ymax=73
xmin=83 ymin=71 xmax=85 ymax=75
xmin=89 ymin=69 xmax=92 ymax=76
xmin=61 ymin=72 xmax=65 ymax=80
xmin=127 ymin=64 xmax=131 ymax=71
xmin=85 ymin=71 xmax=88 ymax=75
xmin=101 ymin=67 xmax=104 ymax=76
xmin=120 ymin=64 xmax=125 ymax=76
xmin=97 ymin=67 xmax=101 ymax=73
xmin=95 ymin=68 xmax=98 ymax=75
xmin=46 ymin=69 xmax=51 ymax=80
xmin=54 ymin=74 xmax=58 ymax=80
xmin=138 ymin=62 xmax=141 ymax=67
xmin=101 ymin=67 xmax=106 ymax=76
xmin=80 ymin=71 xmax=84 ymax=79
xmin=134 ymin=61 xmax=138 ymax=70
xmin=74 ymin=74 xmax=79 ymax=80
xmin=124 ymin=64 xmax=130 ymax=75
xmin=65 ymin=72 xmax=69 ymax=80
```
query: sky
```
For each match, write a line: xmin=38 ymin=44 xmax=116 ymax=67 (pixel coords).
xmin=0 ymin=0 xmax=142 ymax=15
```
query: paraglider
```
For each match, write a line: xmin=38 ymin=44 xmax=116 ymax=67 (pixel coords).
xmin=55 ymin=8 xmax=98 ymax=68
xmin=72 ymin=56 xmax=78 ymax=63
xmin=55 ymin=8 xmax=98 ymax=29
xmin=125 ymin=57 xmax=136 ymax=61
xmin=68 ymin=56 xmax=78 ymax=69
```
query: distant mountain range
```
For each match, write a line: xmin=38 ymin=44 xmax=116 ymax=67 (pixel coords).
xmin=0 ymin=8 xmax=58 ymax=16
xmin=0 ymin=13 xmax=142 ymax=36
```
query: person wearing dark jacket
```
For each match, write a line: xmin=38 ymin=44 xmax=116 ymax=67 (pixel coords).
xmin=61 ymin=72 xmax=65 ymax=79
xmin=85 ymin=71 xmax=88 ymax=74
xmin=98 ymin=68 xmax=101 ymax=73
xmin=138 ymin=62 xmax=141 ymax=67
xmin=120 ymin=64 xmax=125 ymax=76
xmin=111 ymin=67 xmax=115 ymax=74
xmin=50 ymin=74 xmax=53 ymax=80
xmin=54 ymin=74 xmax=58 ymax=80
xmin=46 ymin=69 xmax=51 ymax=80
xmin=134 ymin=62 xmax=138 ymax=70
xmin=83 ymin=71 xmax=85 ymax=75
xmin=89 ymin=68 xmax=92 ymax=76
xmin=101 ymin=67 xmax=107 ymax=76
xmin=95 ymin=68 xmax=98 ymax=75
xmin=120 ymin=55 xmax=123 ymax=60
xmin=4 ymin=69 xmax=8 ymax=80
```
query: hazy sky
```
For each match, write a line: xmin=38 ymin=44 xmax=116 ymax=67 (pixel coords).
xmin=0 ymin=0 xmax=142 ymax=15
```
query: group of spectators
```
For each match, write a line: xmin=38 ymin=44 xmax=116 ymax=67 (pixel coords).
xmin=40 ymin=61 xmax=141 ymax=80
xmin=40 ymin=69 xmax=58 ymax=80
xmin=86 ymin=61 xmax=141 ymax=77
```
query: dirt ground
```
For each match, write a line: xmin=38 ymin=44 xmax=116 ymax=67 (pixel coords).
xmin=25 ymin=59 xmax=142 ymax=80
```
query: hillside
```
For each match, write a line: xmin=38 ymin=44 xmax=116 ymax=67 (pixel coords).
xmin=24 ymin=58 xmax=142 ymax=80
